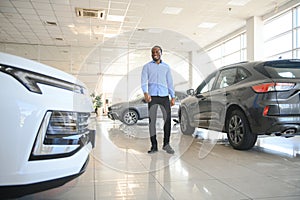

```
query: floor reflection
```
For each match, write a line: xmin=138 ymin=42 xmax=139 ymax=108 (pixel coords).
xmin=93 ymin=118 xmax=195 ymax=173
xmin=18 ymin=116 xmax=300 ymax=199
xmin=193 ymin=128 xmax=300 ymax=158
xmin=102 ymin=115 xmax=300 ymax=162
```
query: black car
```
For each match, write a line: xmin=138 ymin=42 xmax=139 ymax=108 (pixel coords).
xmin=179 ymin=59 xmax=300 ymax=150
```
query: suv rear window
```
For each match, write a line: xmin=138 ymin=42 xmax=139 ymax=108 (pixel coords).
xmin=256 ymin=61 xmax=300 ymax=79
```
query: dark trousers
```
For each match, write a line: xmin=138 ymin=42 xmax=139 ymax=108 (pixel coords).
xmin=148 ymin=96 xmax=171 ymax=148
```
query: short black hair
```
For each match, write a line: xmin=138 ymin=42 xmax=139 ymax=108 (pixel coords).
xmin=152 ymin=45 xmax=162 ymax=54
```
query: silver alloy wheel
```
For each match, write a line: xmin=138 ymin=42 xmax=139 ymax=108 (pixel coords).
xmin=123 ymin=110 xmax=138 ymax=125
xmin=228 ymin=115 xmax=244 ymax=145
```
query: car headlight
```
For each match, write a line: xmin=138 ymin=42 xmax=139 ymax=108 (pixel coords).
xmin=30 ymin=111 xmax=95 ymax=160
xmin=110 ymin=105 xmax=122 ymax=110
xmin=0 ymin=64 xmax=86 ymax=94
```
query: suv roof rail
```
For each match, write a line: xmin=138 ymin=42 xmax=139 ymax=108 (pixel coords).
xmin=222 ymin=61 xmax=249 ymax=68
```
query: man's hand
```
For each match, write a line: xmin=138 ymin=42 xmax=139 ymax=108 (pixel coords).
xmin=144 ymin=93 xmax=152 ymax=103
xmin=170 ymin=98 xmax=175 ymax=106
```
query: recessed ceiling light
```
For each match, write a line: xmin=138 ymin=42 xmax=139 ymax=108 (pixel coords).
xmin=104 ymin=33 xmax=118 ymax=38
xmin=147 ymin=28 xmax=163 ymax=33
xmin=198 ymin=22 xmax=217 ymax=28
xmin=227 ymin=0 xmax=251 ymax=6
xmin=162 ymin=7 xmax=182 ymax=15
xmin=106 ymin=15 xmax=125 ymax=22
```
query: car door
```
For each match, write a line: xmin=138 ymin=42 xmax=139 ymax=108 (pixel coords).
xmin=208 ymin=67 xmax=238 ymax=130
xmin=192 ymin=72 xmax=218 ymax=127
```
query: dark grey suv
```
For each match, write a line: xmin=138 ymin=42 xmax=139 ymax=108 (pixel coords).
xmin=179 ymin=60 xmax=300 ymax=150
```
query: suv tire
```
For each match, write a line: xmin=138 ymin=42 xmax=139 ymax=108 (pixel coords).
xmin=226 ymin=109 xmax=257 ymax=150
xmin=180 ymin=109 xmax=195 ymax=135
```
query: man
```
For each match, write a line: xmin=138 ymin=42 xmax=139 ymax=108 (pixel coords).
xmin=141 ymin=45 xmax=176 ymax=154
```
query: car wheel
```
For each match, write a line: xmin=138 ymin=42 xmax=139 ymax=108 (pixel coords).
xmin=180 ymin=109 xmax=195 ymax=135
xmin=122 ymin=110 xmax=138 ymax=125
xmin=226 ymin=109 xmax=257 ymax=150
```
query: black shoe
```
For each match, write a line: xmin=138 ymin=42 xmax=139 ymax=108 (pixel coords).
xmin=147 ymin=147 xmax=158 ymax=154
xmin=162 ymin=144 xmax=175 ymax=154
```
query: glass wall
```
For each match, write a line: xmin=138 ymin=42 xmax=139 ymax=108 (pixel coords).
xmin=263 ymin=5 xmax=300 ymax=59
xmin=205 ymin=3 xmax=300 ymax=68
xmin=206 ymin=33 xmax=247 ymax=68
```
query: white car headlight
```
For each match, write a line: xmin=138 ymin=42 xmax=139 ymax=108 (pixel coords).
xmin=111 ymin=105 xmax=122 ymax=110
xmin=0 ymin=64 xmax=86 ymax=94
xmin=30 ymin=111 xmax=95 ymax=160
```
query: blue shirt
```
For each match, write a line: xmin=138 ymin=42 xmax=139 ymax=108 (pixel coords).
xmin=141 ymin=60 xmax=175 ymax=98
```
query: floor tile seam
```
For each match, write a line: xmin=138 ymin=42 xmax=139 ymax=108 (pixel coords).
xmin=249 ymin=194 xmax=300 ymax=199
xmin=213 ymin=178 xmax=253 ymax=200
xmin=192 ymin=139 xmax=300 ymax=164
xmin=150 ymin=173 xmax=175 ymax=200
xmin=264 ymin=174 xmax=300 ymax=189
xmin=93 ymin=156 xmax=97 ymax=200
xmin=153 ymin=178 xmax=250 ymax=200
xmin=217 ymin=175 xmax=300 ymax=199
xmin=182 ymin=149 xmax=275 ymax=178
xmin=177 ymin=143 xmax=292 ymax=181
xmin=130 ymin=150 xmax=158 ymax=172
xmin=172 ymin=157 xmax=218 ymax=181
xmin=236 ymin=162 xmax=300 ymax=179
xmin=179 ymin=157 xmax=277 ymax=182
xmin=91 ymin=153 xmax=149 ymax=174
xmin=179 ymin=159 xmax=223 ymax=182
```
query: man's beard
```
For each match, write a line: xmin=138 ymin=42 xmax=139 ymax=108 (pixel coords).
xmin=152 ymin=56 xmax=160 ymax=61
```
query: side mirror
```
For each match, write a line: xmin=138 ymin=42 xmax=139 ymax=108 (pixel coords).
xmin=186 ymin=89 xmax=195 ymax=96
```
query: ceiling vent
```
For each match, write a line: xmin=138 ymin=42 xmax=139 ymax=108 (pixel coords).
xmin=75 ymin=8 xmax=105 ymax=19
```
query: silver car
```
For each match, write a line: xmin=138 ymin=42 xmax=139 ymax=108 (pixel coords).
xmin=108 ymin=92 xmax=186 ymax=125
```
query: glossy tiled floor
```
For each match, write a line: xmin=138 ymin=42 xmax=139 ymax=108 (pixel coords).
xmin=19 ymin=117 xmax=300 ymax=200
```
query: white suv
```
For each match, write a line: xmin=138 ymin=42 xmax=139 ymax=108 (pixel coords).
xmin=0 ymin=52 xmax=96 ymax=197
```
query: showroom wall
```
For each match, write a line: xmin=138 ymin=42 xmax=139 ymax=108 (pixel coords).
xmin=1 ymin=0 xmax=300 ymax=108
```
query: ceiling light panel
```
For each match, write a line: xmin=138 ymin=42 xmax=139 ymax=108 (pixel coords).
xmin=198 ymin=22 xmax=217 ymax=28
xmin=162 ymin=7 xmax=183 ymax=15
xmin=31 ymin=2 xmax=52 ymax=10
xmin=227 ymin=0 xmax=251 ymax=6
xmin=106 ymin=15 xmax=125 ymax=22
xmin=11 ymin=1 xmax=32 ymax=9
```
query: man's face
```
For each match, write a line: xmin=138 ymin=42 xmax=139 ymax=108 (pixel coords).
xmin=151 ymin=47 xmax=161 ymax=62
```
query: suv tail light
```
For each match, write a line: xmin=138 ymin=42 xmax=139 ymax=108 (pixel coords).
xmin=252 ymin=82 xmax=295 ymax=93
xmin=263 ymin=106 xmax=270 ymax=116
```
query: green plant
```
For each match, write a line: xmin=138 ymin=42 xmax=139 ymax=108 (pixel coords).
xmin=90 ymin=93 xmax=103 ymax=108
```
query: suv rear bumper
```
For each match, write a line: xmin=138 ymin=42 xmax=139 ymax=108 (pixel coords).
xmin=251 ymin=115 xmax=300 ymax=136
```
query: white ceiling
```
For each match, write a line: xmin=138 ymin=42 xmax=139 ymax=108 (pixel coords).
xmin=0 ymin=0 xmax=297 ymax=93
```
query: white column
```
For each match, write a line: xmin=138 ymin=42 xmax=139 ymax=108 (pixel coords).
xmin=188 ymin=51 xmax=193 ymax=88
xmin=246 ymin=16 xmax=264 ymax=61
